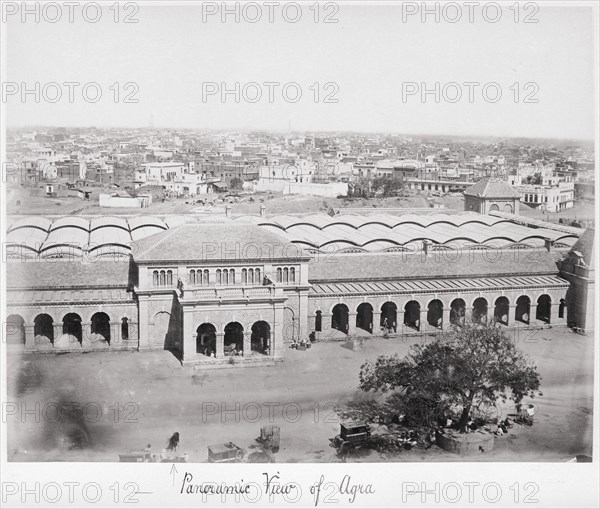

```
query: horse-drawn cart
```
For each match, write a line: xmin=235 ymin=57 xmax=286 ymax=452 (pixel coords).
xmin=208 ymin=442 xmax=245 ymax=463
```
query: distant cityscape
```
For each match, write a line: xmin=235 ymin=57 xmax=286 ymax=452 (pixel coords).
xmin=5 ymin=127 xmax=595 ymax=226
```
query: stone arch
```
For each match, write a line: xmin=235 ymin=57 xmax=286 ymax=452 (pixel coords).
xmin=356 ymin=303 xmax=373 ymax=333
xmin=515 ymin=295 xmax=531 ymax=324
xmin=536 ymin=294 xmax=551 ymax=324
xmin=6 ymin=314 xmax=25 ymax=345
xmin=34 ymin=313 xmax=54 ymax=344
xmin=427 ymin=299 xmax=443 ymax=329
xmin=196 ymin=323 xmax=216 ymax=356
xmin=503 ymin=203 xmax=514 ymax=213
xmin=380 ymin=302 xmax=397 ymax=332
xmin=494 ymin=296 xmax=510 ymax=326
xmin=404 ymin=300 xmax=421 ymax=331
xmin=90 ymin=312 xmax=111 ymax=344
xmin=62 ymin=313 xmax=82 ymax=344
xmin=331 ymin=303 xmax=349 ymax=334
xmin=224 ymin=322 xmax=244 ymax=354
xmin=489 ymin=204 xmax=500 ymax=212
xmin=251 ymin=321 xmax=271 ymax=355
xmin=472 ymin=297 xmax=488 ymax=323
xmin=450 ymin=298 xmax=466 ymax=326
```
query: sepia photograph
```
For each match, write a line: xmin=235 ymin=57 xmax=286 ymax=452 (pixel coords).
xmin=1 ymin=1 xmax=598 ymax=507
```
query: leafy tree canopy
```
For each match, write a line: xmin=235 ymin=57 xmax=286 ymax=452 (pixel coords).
xmin=358 ymin=321 xmax=541 ymax=432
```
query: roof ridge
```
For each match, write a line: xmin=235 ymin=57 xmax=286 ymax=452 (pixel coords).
xmin=134 ymin=224 xmax=183 ymax=258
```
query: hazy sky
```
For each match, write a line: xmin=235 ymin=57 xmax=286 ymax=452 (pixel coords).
xmin=4 ymin=2 xmax=597 ymax=139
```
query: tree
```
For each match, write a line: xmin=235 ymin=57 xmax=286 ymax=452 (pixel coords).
xmin=358 ymin=321 xmax=541 ymax=432
xmin=229 ymin=177 xmax=243 ymax=190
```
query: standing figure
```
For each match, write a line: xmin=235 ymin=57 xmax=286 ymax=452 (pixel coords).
xmin=167 ymin=432 xmax=180 ymax=452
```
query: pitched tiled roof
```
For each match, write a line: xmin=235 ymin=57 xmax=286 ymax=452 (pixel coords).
xmin=310 ymin=274 xmax=569 ymax=296
xmin=6 ymin=260 xmax=134 ymax=289
xmin=570 ymin=228 xmax=595 ymax=267
xmin=131 ymin=223 xmax=310 ymax=263
xmin=308 ymin=249 xmax=560 ymax=283
xmin=464 ymin=177 xmax=520 ymax=198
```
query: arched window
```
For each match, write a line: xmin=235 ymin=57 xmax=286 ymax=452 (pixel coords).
xmin=290 ymin=267 xmax=296 ymax=283
xmin=223 ymin=269 xmax=228 ymax=285
xmin=216 ymin=269 xmax=222 ymax=284
xmin=189 ymin=269 xmax=196 ymax=285
xmin=255 ymin=268 xmax=260 ymax=282
xmin=167 ymin=270 xmax=173 ymax=286
xmin=283 ymin=268 xmax=289 ymax=283
xmin=203 ymin=269 xmax=209 ymax=285
xmin=159 ymin=270 xmax=166 ymax=286
xmin=229 ymin=269 xmax=235 ymax=284
xmin=242 ymin=269 xmax=247 ymax=284
xmin=153 ymin=270 xmax=159 ymax=286
xmin=276 ymin=268 xmax=282 ymax=282
xmin=248 ymin=269 xmax=254 ymax=284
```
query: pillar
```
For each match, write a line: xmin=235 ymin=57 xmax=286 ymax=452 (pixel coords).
xmin=243 ymin=331 xmax=251 ymax=357
xmin=347 ymin=312 xmax=357 ymax=335
xmin=182 ymin=311 xmax=195 ymax=363
xmin=442 ymin=307 xmax=451 ymax=330
xmin=216 ymin=332 xmax=224 ymax=358
xmin=81 ymin=322 xmax=92 ymax=348
xmin=486 ymin=304 xmax=493 ymax=325
xmin=530 ymin=304 xmax=538 ymax=324
xmin=509 ymin=305 xmax=521 ymax=327
xmin=273 ymin=304 xmax=284 ymax=357
xmin=24 ymin=324 xmax=36 ymax=351
xmin=53 ymin=323 xmax=63 ymax=343
xmin=137 ymin=297 xmax=151 ymax=351
xmin=372 ymin=311 xmax=381 ymax=334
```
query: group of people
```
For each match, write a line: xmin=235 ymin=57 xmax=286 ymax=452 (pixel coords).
xmin=381 ymin=318 xmax=397 ymax=334
xmin=290 ymin=337 xmax=312 ymax=349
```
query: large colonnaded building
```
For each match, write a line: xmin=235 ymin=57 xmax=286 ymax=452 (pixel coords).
xmin=4 ymin=180 xmax=595 ymax=367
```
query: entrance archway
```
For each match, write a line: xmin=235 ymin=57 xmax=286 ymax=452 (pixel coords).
xmin=34 ymin=313 xmax=54 ymax=343
xmin=91 ymin=312 xmax=111 ymax=343
xmin=6 ymin=314 xmax=25 ymax=345
xmin=472 ymin=298 xmax=488 ymax=323
xmin=450 ymin=299 xmax=466 ymax=326
xmin=331 ymin=304 xmax=349 ymax=333
xmin=494 ymin=297 xmax=509 ymax=325
xmin=427 ymin=300 xmax=443 ymax=329
xmin=251 ymin=321 xmax=271 ymax=355
xmin=62 ymin=313 xmax=82 ymax=344
xmin=536 ymin=295 xmax=551 ymax=323
xmin=196 ymin=323 xmax=216 ymax=356
xmin=356 ymin=303 xmax=373 ymax=333
xmin=380 ymin=302 xmax=397 ymax=332
xmin=404 ymin=301 xmax=421 ymax=331
xmin=515 ymin=296 xmax=530 ymax=324
xmin=224 ymin=322 xmax=244 ymax=355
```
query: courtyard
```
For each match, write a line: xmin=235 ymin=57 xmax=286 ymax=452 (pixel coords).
xmin=6 ymin=327 xmax=594 ymax=463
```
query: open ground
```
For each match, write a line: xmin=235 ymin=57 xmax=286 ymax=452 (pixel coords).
xmin=7 ymin=327 xmax=593 ymax=463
